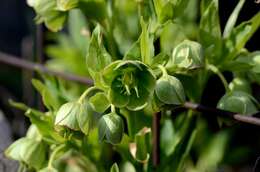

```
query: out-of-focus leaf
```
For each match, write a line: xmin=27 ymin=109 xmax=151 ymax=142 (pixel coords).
xmin=68 ymin=9 xmax=89 ymax=53
xmin=161 ymin=119 xmax=175 ymax=156
xmin=194 ymin=131 xmax=229 ymax=172
xmin=79 ymin=0 xmax=107 ymax=22
xmin=32 ymin=79 xmax=59 ymax=111
xmin=110 ymin=163 xmax=119 ymax=172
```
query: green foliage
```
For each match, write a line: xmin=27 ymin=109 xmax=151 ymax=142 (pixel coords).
xmin=5 ymin=0 xmax=260 ymax=171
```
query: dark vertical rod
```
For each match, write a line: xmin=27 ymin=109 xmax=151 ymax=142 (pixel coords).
xmin=36 ymin=24 xmax=45 ymax=110
xmin=152 ymin=112 xmax=161 ymax=168
xmin=36 ymin=24 xmax=45 ymax=63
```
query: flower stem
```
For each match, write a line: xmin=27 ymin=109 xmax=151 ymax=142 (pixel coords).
xmin=48 ymin=144 xmax=66 ymax=168
xmin=78 ymin=86 xmax=99 ymax=103
xmin=207 ymin=64 xmax=230 ymax=92
xmin=158 ymin=65 xmax=168 ymax=77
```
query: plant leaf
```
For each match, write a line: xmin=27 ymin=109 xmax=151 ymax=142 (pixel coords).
xmin=223 ymin=0 xmax=245 ymax=38
xmin=110 ymin=163 xmax=119 ymax=172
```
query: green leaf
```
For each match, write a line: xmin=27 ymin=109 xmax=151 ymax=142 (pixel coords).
xmin=79 ymin=0 xmax=107 ymax=22
xmin=89 ymin=92 xmax=110 ymax=113
xmin=160 ymin=119 xmax=175 ymax=156
xmin=98 ymin=113 xmax=124 ymax=144
xmin=224 ymin=12 xmax=260 ymax=60
xmin=123 ymin=39 xmax=141 ymax=61
xmin=199 ymin=0 xmax=221 ymax=62
xmin=172 ymin=0 xmax=189 ymax=18
xmin=9 ymin=100 xmax=65 ymax=143
xmin=140 ymin=18 xmax=154 ymax=65
xmin=57 ymin=0 xmax=79 ymax=11
xmin=110 ymin=163 xmax=119 ymax=172
xmin=151 ymin=52 xmax=169 ymax=68
xmin=155 ymin=74 xmax=185 ymax=105
xmin=217 ymin=91 xmax=258 ymax=114
xmin=32 ymin=79 xmax=59 ymax=111
xmin=86 ymin=25 xmax=112 ymax=76
xmin=195 ymin=131 xmax=229 ymax=172
xmin=153 ymin=0 xmax=174 ymax=23
xmin=68 ymin=9 xmax=89 ymax=52
xmin=223 ymin=0 xmax=245 ymax=38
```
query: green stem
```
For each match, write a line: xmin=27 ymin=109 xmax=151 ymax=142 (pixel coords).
xmin=111 ymin=104 xmax=116 ymax=113
xmin=78 ymin=86 xmax=99 ymax=103
xmin=48 ymin=144 xmax=66 ymax=168
xmin=207 ymin=64 xmax=230 ymax=92
xmin=158 ymin=65 xmax=168 ymax=77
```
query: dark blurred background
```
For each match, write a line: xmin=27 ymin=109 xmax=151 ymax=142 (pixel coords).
xmin=0 ymin=0 xmax=259 ymax=171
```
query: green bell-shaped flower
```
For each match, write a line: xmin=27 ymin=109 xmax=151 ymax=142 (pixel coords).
xmin=102 ymin=60 xmax=156 ymax=111
xmin=55 ymin=100 xmax=96 ymax=136
xmin=98 ymin=112 xmax=124 ymax=144
xmin=217 ymin=91 xmax=258 ymax=114
xmin=5 ymin=137 xmax=46 ymax=170
xmin=166 ymin=39 xmax=204 ymax=71
xmin=55 ymin=102 xmax=81 ymax=132
xmin=229 ymin=77 xmax=251 ymax=94
xmin=154 ymin=66 xmax=185 ymax=108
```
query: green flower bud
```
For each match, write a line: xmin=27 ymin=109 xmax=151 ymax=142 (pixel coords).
xmin=166 ymin=40 xmax=204 ymax=71
xmin=98 ymin=113 xmax=124 ymax=144
xmin=102 ymin=60 xmax=156 ymax=111
xmin=229 ymin=77 xmax=251 ymax=94
xmin=55 ymin=100 xmax=96 ymax=136
xmin=55 ymin=102 xmax=81 ymax=131
xmin=5 ymin=138 xmax=46 ymax=170
xmin=155 ymin=72 xmax=185 ymax=106
xmin=217 ymin=91 xmax=258 ymax=114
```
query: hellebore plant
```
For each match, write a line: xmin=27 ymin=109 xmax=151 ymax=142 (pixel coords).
xmin=5 ymin=0 xmax=260 ymax=172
